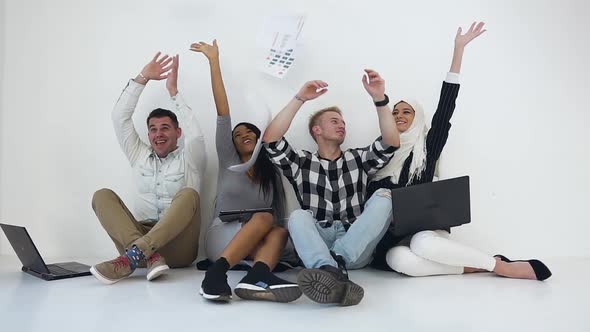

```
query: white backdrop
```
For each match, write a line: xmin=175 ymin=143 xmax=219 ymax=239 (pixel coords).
xmin=0 ymin=0 xmax=5 ymax=251
xmin=1 ymin=0 xmax=589 ymax=260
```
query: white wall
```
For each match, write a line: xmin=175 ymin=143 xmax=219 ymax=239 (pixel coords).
xmin=1 ymin=0 xmax=589 ymax=260
xmin=0 ymin=0 xmax=5 ymax=250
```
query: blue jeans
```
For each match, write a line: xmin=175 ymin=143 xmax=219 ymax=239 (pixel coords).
xmin=287 ymin=188 xmax=393 ymax=269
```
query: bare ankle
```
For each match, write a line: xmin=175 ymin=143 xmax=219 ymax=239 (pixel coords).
xmin=464 ymin=267 xmax=486 ymax=273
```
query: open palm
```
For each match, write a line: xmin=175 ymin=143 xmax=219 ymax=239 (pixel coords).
xmin=141 ymin=52 xmax=173 ymax=81
xmin=455 ymin=22 xmax=486 ymax=48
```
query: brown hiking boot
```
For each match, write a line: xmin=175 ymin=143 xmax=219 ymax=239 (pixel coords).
xmin=90 ymin=255 xmax=134 ymax=285
xmin=146 ymin=253 xmax=170 ymax=281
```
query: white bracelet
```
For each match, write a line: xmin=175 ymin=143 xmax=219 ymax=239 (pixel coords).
xmin=139 ymin=72 xmax=148 ymax=82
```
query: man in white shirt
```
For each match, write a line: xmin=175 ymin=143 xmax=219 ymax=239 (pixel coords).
xmin=90 ymin=52 xmax=206 ymax=285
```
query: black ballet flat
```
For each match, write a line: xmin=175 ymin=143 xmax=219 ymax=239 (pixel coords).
xmin=493 ymin=254 xmax=552 ymax=281
xmin=527 ymin=259 xmax=552 ymax=281
xmin=493 ymin=254 xmax=511 ymax=263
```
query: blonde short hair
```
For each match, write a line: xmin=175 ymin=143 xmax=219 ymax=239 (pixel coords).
xmin=308 ymin=106 xmax=342 ymax=142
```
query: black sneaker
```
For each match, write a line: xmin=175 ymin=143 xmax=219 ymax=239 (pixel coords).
xmin=297 ymin=255 xmax=364 ymax=306
xmin=234 ymin=272 xmax=302 ymax=303
xmin=199 ymin=271 xmax=232 ymax=302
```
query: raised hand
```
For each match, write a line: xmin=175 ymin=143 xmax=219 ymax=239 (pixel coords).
xmin=190 ymin=39 xmax=220 ymax=61
xmin=138 ymin=52 xmax=173 ymax=83
xmin=455 ymin=21 xmax=486 ymax=49
xmin=362 ymin=69 xmax=386 ymax=101
xmin=450 ymin=21 xmax=486 ymax=73
xmin=296 ymin=80 xmax=329 ymax=101
xmin=166 ymin=55 xmax=179 ymax=96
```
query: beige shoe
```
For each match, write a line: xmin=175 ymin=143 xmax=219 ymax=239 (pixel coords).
xmin=146 ymin=253 xmax=170 ymax=281
xmin=90 ymin=256 xmax=134 ymax=285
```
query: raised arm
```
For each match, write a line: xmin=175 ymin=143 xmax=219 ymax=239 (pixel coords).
xmin=262 ymin=80 xmax=328 ymax=143
xmin=162 ymin=54 xmax=207 ymax=187
xmin=112 ymin=52 xmax=173 ymax=165
xmin=190 ymin=39 xmax=229 ymax=117
xmin=165 ymin=54 xmax=180 ymax=97
xmin=425 ymin=22 xmax=486 ymax=167
xmin=362 ymin=69 xmax=400 ymax=148
xmin=450 ymin=21 xmax=486 ymax=74
xmin=190 ymin=39 xmax=239 ymax=166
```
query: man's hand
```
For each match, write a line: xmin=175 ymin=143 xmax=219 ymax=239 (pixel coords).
xmin=262 ymin=80 xmax=328 ymax=143
xmin=166 ymin=55 xmax=179 ymax=97
xmin=362 ymin=69 xmax=386 ymax=102
xmin=136 ymin=52 xmax=173 ymax=85
xmin=190 ymin=39 xmax=220 ymax=62
xmin=296 ymin=80 xmax=329 ymax=102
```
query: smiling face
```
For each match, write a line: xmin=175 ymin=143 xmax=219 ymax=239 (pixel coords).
xmin=148 ymin=116 xmax=182 ymax=158
xmin=232 ymin=124 xmax=258 ymax=158
xmin=312 ymin=111 xmax=346 ymax=144
xmin=392 ymin=101 xmax=416 ymax=133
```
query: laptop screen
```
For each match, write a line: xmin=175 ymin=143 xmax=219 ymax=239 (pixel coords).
xmin=0 ymin=223 xmax=50 ymax=273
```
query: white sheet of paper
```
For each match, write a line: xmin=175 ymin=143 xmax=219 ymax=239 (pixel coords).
xmin=227 ymin=93 xmax=273 ymax=173
xmin=228 ymin=138 xmax=264 ymax=173
xmin=261 ymin=47 xmax=297 ymax=78
xmin=257 ymin=15 xmax=305 ymax=79
xmin=257 ymin=15 xmax=305 ymax=49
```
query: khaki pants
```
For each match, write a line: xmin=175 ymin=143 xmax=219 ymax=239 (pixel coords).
xmin=92 ymin=187 xmax=201 ymax=268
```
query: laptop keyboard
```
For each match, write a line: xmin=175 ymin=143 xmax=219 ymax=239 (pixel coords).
xmin=48 ymin=265 xmax=73 ymax=275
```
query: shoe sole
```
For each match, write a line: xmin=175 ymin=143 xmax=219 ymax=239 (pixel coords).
xmin=297 ymin=269 xmax=364 ymax=306
xmin=90 ymin=266 xmax=125 ymax=285
xmin=147 ymin=264 xmax=170 ymax=281
xmin=199 ymin=287 xmax=232 ymax=302
xmin=234 ymin=283 xmax=302 ymax=303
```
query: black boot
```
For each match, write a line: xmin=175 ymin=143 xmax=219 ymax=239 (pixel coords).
xmin=297 ymin=253 xmax=364 ymax=306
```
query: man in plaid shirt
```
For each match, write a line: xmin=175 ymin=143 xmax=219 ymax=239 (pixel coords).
xmin=263 ymin=69 xmax=400 ymax=306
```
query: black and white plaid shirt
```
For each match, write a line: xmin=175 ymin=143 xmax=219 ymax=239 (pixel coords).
xmin=264 ymin=137 xmax=397 ymax=228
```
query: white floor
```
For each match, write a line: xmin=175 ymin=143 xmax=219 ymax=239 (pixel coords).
xmin=0 ymin=255 xmax=588 ymax=332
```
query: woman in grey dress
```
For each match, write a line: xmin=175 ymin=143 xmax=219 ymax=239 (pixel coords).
xmin=191 ymin=39 xmax=301 ymax=303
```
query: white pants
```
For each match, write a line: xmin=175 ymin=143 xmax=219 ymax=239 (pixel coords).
xmin=386 ymin=230 xmax=497 ymax=276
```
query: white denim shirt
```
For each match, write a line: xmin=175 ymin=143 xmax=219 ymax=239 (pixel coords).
xmin=112 ymin=79 xmax=206 ymax=222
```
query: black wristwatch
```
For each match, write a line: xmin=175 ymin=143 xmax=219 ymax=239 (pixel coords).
xmin=374 ymin=94 xmax=389 ymax=107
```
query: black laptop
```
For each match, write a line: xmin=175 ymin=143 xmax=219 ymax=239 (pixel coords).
xmin=218 ymin=207 xmax=273 ymax=223
xmin=0 ymin=223 xmax=91 ymax=280
xmin=390 ymin=176 xmax=471 ymax=237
